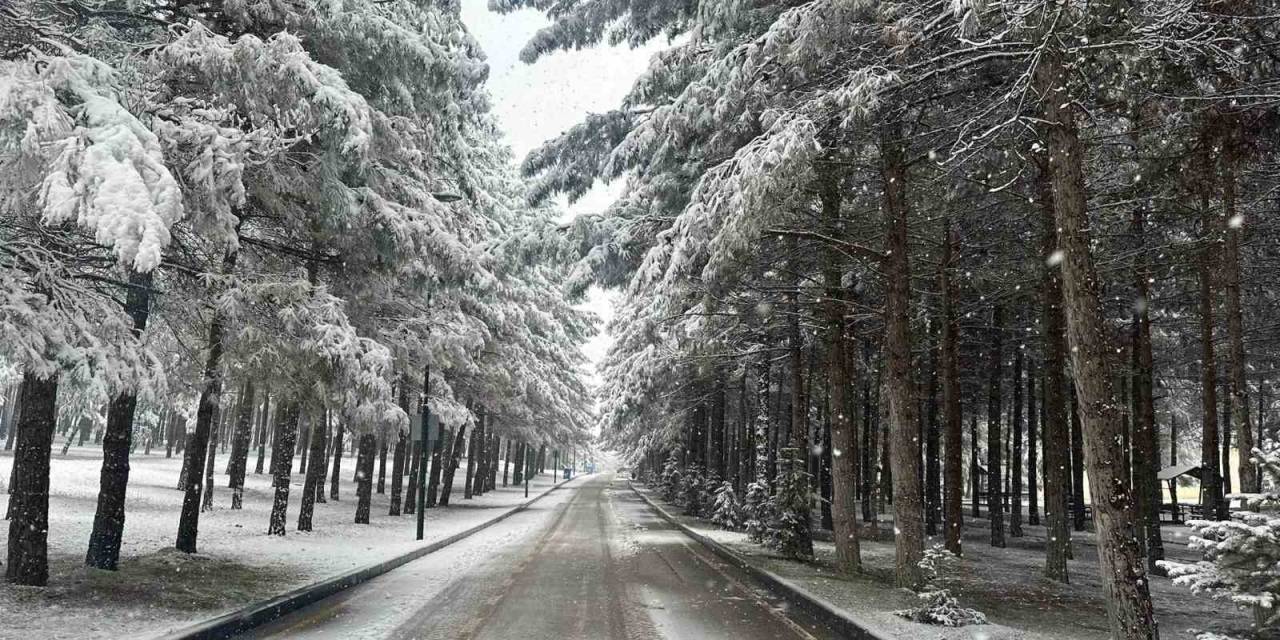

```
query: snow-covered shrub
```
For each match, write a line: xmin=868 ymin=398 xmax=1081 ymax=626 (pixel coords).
xmin=895 ymin=545 xmax=987 ymax=627
xmin=682 ymin=466 xmax=707 ymax=515
xmin=896 ymin=590 xmax=988 ymax=627
xmin=710 ymin=481 xmax=743 ymax=530
xmin=764 ymin=457 xmax=812 ymax=560
xmin=660 ymin=455 xmax=683 ymax=503
xmin=1161 ymin=448 xmax=1280 ymax=632
xmin=743 ymin=480 xmax=774 ymax=543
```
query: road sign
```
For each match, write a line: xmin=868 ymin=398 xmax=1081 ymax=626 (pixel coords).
xmin=410 ymin=413 xmax=439 ymax=443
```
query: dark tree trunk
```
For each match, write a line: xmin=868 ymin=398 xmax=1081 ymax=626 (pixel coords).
xmin=254 ymin=390 xmax=270 ymax=475
xmin=297 ymin=412 xmax=311 ymax=476
xmin=925 ymin=327 xmax=941 ymax=538
xmin=376 ymin=430 xmax=387 ymax=494
xmin=511 ymin=441 xmax=524 ymax=486
xmin=940 ymin=219 xmax=964 ymax=555
xmin=818 ymin=156 xmax=859 ymax=569
xmin=710 ymin=368 xmax=727 ymax=480
xmin=426 ymin=426 xmax=446 ymax=507
xmin=298 ymin=410 xmax=329 ymax=531
xmin=389 ymin=428 xmax=406 ymax=515
xmin=354 ymin=433 xmax=376 ymax=524
xmin=1070 ymin=388 xmax=1086 ymax=531
xmin=1220 ymin=130 xmax=1255 ymax=494
xmin=330 ymin=421 xmax=345 ymax=501
xmin=1037 ymin=155 xmax=1071 ymax=582
xmin=1197 ymin=151 xmax=1227 ymax=521
xmin=503 ymin=438 xmax=511 ymax=487
xmin=1028 ymin=362 xmax=1040 ymax=526
xmin=1036 ymin=41 xmax=1158 ymax=636
xmin=176 ymin=252 xmax=234 ymax=553
xmin=880 ymin=123 xmax=923 ymax=587
xmin=439 ymin=423 xmax=468 ymax=506
xmin=6 ymin=372 xmax=58 ymax=586
xmin=861 ymin=360 xmax=877 ymax=525
xmin=404 ymin=440 xmax=421 ymax=514
xmin=201 ymin=407 xmax=222 ymax=512
xmin=1131 ymin=203 xmax=1165 ymax=574
xmin=1010 ymin=343 xmax=1024 ymax=537
xmin=267 ymin=402 xmax=301 ymax=536
xmin=987 ymin=304 xmax=1006 ymax=548
xmin=86 ymin=270 xmax=153 ymax=570
xmin=970 ymin=414 xmax=980 ymax=519
xmin=227 ymin=380 xmax=255 ymax=510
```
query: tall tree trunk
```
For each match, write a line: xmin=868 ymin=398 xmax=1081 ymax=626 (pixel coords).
xmin=86 ymin=270 xmax=153 ymax=570
xmin=1220 ymin=127 xmax=1254 ymax=493
xmin=1196 ymin=141 xmax=1227 ymax=522
xmin=970 ymin=414 xmax=980 ymax=519
xmin=940 ymin=219 xmax=964 ymax=555
xmin=710 ymin=367 xmax=727 ymax=480
xmin=1036 ymin=38 xmax=1158 ymax=637
xmin=226 ymin=381 xmax=255 ymax=510
xmin=1070 ymin=388 xmax=1086 ymax=531
xmin=1037 ymin=156 xmax=1071 ymax=583
xmin=426 ymin=425 xmax=446 ymax=507
xmin=254 ymin=390 xmax=270 ymax=475
xmin=1027 ymin=360 xmax=1039 ymax=527
xmin=201 ymin=403 xmax=223 ymax=512
xmin=377 ymin=429 xmax=388 ymax=494
xmin=176 ymin=249 xmax=234 ymax=553
xmin=6 ymin=372 xmax=58 ymax=585
xmin=1011 ymin=340 xmax=1024 ymax=538
xmin=330 ymin=420 xmax=344 ymax=501
xmin=880 ymin=123 xmax=923 ymax=588
xmin=354 ymin=433 xmax=376 ymax=524
xmin=511 ymin=441 xmax=525 ymax=486
xmin=1131 ymin=202 xmax=1165 ymax=574
xmin=819 ymin=156 xmax=860 ymax=571
xmin=786 ymin=280 xmax=814 ymax=557
xmin=266 ymin=402 xmax=301 ymax=536
xmin=389 ymin=427 xmax=406 ymax=515
xmin=440 ymin=423 xmax=468 ymax=506
xmin=503 ymin=439 xmax=511 ymax=487
xmin=987 ymin=304 xmax=1006 ymax=547
xmin=404 ymin=439 xmax=421 ymax=514
xmin=298 ymin=409 xmax=329 ymax=531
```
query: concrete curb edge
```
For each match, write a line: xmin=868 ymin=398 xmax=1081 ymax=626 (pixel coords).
xmin=157 ymin=476 xmax=579 ymax=640
xmin=628 ymin=480 xmax=895 ymax=640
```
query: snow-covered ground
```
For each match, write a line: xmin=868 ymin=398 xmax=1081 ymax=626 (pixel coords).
xmin=0 ymin=443 xmax=568 ymax=640
xmin=632 ymin=483 xmax=1253 ymax=640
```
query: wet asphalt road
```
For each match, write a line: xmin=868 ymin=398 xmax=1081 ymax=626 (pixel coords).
xmin=243 ymin=473 xmax=840 ymax=640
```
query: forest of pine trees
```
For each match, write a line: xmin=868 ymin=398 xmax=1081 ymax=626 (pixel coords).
xmin=504 ymin=2 xmax=1280 ymax=639
xmin=0 ymin=0 xmax=592 ymax=587
xmin=5 ymin=0 xmax=1280 ymax=638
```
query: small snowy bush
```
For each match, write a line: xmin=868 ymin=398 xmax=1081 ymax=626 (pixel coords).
xmin=710 ymin=481 xmax=742 ymax=530
xmin=682 ymin=466 xmax=708 ymax=516
xmin=1161 ymin=448 xmax=1280 ymax=632
xmin=660 ymin=455 xmax=683 ymax=503
xmin=743 ymin=480 xmax=773 ymax=544
xmin=763 ymin=456 xmax=813 ymax=560
xmin=894 ymin=545 xmax=987 ymax=627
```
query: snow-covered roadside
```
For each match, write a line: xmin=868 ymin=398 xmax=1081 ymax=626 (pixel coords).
xmin=630 ymin=483 xmax=1253 ymax=640
xmin=0 ymin=446 xmax=568 ymax=640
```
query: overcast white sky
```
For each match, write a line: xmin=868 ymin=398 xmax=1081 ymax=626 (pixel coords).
xmin=460 ymin=1 xmax=665 ymax=381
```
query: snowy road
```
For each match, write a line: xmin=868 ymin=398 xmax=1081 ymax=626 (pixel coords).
xmin=242 ymin=473 xmax=839 ymax=640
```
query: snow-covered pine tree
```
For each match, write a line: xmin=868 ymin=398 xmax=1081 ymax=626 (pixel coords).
xmin=1162 ymin=449 xmax=1280 ymax=633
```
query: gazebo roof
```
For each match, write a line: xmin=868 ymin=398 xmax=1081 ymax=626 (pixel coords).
xmin=1157 ymin=463 xmax=1202 ymax=481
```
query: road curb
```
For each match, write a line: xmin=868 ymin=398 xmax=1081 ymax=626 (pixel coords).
xmin=628 ymin=481 xmax=894 ymax=640
xmin=157 ymin=476 xmax=580 ymax=640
